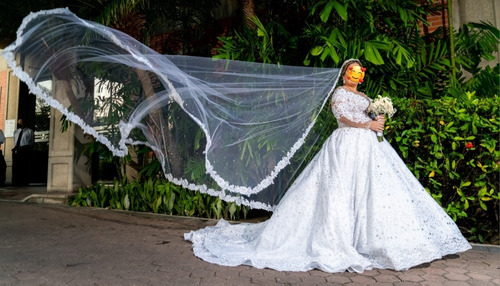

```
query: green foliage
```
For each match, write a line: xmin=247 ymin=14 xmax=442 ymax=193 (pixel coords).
xmin=455 ymin=22 xmax=500 ymax=74
xmin=304 ymin=0 xmax=499 ymax=99
xmin=460 ymin=64 xmax=500 ymax=100
xmin=77 ymin=0 xmax=149 ymax=27
xmin=214 ymin=1 xmax=308 ymax=65
xmin=143 ymin=0 xmax=221 ymax=54
xmin=69 ymin=177 xmax=249 ymax=221
xmin=386 ymin=94 xmax=499 ymax=243
xmin=215 ymin=16 xmax=299 ymax=64
xmin=214 ymin=0 xmax=499 ymax=101
xmin=307 ymin=0 xmax=426 ymax=67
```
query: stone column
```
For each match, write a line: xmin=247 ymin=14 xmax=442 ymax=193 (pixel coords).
xmin=46 ymin=78 xmax=91 ymax=193
xmin=3 ymin=70 xmax=20 ymax=184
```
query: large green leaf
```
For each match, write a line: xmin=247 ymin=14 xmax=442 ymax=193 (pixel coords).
xmin=332 ymin=1 xmax=348 ymax=21
xmin=364 ymin=41 xmax=386 ymax=65
xmin=310 ymin=46 xmax=324 ymax=56
xmin=392 ymin=43 xmax=415 ymax=68
xmin=319 ymin=1 xmax=347 ymax=22
xmin=320 ymin=1 xmax=335 ymax=23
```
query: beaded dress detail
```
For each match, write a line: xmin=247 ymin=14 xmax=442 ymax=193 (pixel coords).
xmin=184 ymin=87 xmax=471 ymax=273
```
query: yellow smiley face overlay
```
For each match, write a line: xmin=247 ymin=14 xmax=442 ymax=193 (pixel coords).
xmin=347 ymin=65 xmax=366 ymax=83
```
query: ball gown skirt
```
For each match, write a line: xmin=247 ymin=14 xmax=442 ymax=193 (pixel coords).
xmin=185 ymin=126 xmax=471 ymax=273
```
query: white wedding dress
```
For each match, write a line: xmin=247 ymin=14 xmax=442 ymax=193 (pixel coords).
xmin=184 ymin=86 xmax=471 ymax=273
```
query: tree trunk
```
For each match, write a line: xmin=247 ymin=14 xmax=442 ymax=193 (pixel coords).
xmin=134 ymin=68 xmax=183 ymax=177
xmin=240 ymin=0 xmax=256 ymax=29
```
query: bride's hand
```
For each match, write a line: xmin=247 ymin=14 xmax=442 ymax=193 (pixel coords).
xmin=375 ymin=114 xmax=385 ymax=124
xmin=370 ymin=118 xmax=385 ymax=132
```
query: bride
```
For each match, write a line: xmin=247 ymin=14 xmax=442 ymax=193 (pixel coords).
xmin=2 ymin=9 xmax=470 ymax=274
xmin=184 ymin=59 xmax=471 ymax=273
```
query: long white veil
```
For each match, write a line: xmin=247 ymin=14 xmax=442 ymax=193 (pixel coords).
xmin=2 ymin=8 xmax=342 ymax=210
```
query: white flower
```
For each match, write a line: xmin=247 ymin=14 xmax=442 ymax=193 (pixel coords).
xmin=367 ymin=95 xmax=396 ymax=118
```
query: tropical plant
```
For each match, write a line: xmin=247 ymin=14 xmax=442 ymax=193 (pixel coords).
xmin=142 ymin=0 xmax=221 ymax=54
xmin=215 ymin=1 xmax=309 ymax=65
xmin=76 ymin=0 xmax=149 ymax=41
xmin=214 ymin=0 xmax=499 ymax=101
xmin=70 ymin=177 xmax=251 ymax=221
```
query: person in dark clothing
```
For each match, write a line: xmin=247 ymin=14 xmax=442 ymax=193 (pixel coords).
xmin=12 ymin=119 xmax=34 ymax=186
xmin=0 ymin=129 xmax=5 ymax=185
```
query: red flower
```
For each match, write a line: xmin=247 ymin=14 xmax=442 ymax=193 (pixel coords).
xmin=465 ymin=142 xmax=473 ymax=149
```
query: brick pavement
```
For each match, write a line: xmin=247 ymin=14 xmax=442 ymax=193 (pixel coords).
xmin=0 ymin=200 xmax=499 ymax=286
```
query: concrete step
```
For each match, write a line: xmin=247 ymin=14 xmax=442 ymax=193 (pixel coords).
xmin=22 ymin=192 xmax=73 ymax=204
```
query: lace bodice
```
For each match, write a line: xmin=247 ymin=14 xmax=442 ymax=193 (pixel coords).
xmin=331 ymin=87 xmax=372 ymax=129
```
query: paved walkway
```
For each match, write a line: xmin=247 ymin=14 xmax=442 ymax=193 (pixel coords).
xmin=0 ymin=190 xmax=499 ymax=285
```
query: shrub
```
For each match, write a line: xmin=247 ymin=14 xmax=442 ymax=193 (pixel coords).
xmin=69 ymin=178 xmax=250 ymax=221
xmin=386 ymin=93 xmax=499 ymax=243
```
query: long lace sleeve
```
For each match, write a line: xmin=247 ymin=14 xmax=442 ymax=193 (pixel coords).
xmin=331 ymin=88 xmax=371 ymax=129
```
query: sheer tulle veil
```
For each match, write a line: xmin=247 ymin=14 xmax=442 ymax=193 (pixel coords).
xmin=2 ymin=8 xmax=346 ymax=210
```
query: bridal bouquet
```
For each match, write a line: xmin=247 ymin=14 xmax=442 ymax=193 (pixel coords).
xmin=367 ymin=95 xmax=396 ymax=142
